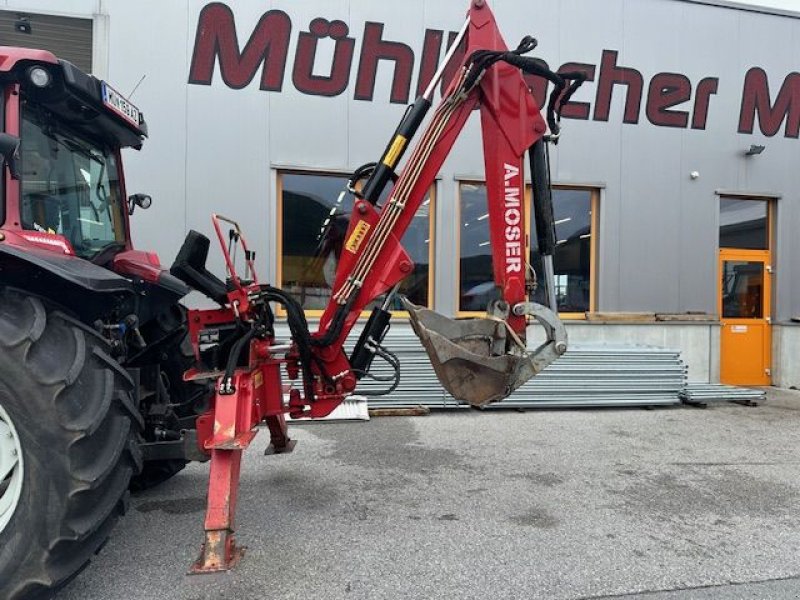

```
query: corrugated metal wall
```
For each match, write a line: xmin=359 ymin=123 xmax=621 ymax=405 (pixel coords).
xmin=0 ymin=10 xmax=91 ymax=72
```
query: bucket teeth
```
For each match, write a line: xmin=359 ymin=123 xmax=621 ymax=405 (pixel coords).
xmin=402 ymin=298 xmax=566 ymax=407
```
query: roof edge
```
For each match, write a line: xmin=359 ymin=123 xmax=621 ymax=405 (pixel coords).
xmin=673 ymin=0 xmax=800 ymax=19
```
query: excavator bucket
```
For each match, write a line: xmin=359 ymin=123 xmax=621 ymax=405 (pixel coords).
xmin=403 ymin=299 xmax=567 ymax=407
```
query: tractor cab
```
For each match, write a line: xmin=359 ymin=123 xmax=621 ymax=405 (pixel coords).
xmin=0 ymin=48 xmax=147 ymax=260
xmin=0 ymin=48 xmax=186 ymax=324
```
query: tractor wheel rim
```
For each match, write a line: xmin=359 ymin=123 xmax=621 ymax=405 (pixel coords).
xmin=0 ymin=403 xmax=24 ymax=534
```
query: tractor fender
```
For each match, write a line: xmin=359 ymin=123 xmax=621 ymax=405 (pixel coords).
xmin=0 ymin=242 xmax=136 ymax=322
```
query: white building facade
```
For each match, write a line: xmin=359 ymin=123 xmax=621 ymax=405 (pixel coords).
xmin=3 ymin=0 xmax=798 ymax=387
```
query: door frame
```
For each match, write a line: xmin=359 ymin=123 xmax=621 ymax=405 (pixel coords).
xmin=718 ymin=248 xmax=772 ymax=385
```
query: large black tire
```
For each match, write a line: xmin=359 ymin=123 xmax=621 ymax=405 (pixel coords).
xmin=0 ymin=289 xmax=142 ymax=599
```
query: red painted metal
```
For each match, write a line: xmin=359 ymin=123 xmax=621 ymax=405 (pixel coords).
xmin=0 ymin=47 xmax=58 ymax=72
xmin=188 ymin=0 xmax=552 ymax=573
xmin=3 ymin=83 xmax=21 ymax=230
xmin=189 ymin=217 xmax=299 ymax=573
xmin=6 ymin=230 xmax=75 ymax=255
xmin=211 ymin=213 xmax=259 ymax=288
xmin=316 ymin=0 xmax=545 ymax=340
xmin=112 ymin=250 xmax=162 ymax=283
xmin=191 ymin=347 xmax=296 ymax=573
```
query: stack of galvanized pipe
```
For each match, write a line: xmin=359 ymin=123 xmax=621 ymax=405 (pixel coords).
xmin=351 ymin=327 xmax=687 ymax=409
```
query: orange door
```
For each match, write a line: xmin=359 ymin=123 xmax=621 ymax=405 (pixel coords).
xmin=719 ymin=250 xmax=771 ymax=385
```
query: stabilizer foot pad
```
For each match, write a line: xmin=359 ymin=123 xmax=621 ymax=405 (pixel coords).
xmin=189 ymin=530 xmax=245 ymax=575
xmin=264 ymin=439 xmax=297 ymax=455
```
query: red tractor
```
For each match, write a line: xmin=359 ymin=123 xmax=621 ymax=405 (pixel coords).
xmin=0 ymin=1 xmax=584 ymax=597
xmin=0 ymin=49 xmax=213 ymax=598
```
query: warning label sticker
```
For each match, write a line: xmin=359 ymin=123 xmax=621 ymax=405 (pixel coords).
xmin=345 ymin=220 xmax=371 ymax=253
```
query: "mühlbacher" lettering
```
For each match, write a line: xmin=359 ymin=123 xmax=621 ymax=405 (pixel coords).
xmin=188 ymin=3 xmax=800 ymax=139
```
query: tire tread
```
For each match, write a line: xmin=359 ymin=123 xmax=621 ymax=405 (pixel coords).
xmin=0 ymin=289 xmax=141 ymax=600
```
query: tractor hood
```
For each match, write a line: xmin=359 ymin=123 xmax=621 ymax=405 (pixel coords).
xmin=0 ymin=46 xmax=148 ymax=150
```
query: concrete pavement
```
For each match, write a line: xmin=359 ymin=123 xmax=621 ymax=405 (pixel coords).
xmin=59 ymin=389 xmax=800 ymax=599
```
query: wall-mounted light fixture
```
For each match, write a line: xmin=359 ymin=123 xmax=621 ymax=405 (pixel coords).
xmin=745 ymin=144 xmax=765 ymax=156
xmin=14 ymin=16 xmax=31 ymax=34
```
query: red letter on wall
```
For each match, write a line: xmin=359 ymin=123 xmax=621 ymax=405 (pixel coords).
xmin=646 ymin=73 xmax=692 ymax=128
xmin=594 ymin=50 xmax=644 ymax=124
xmin=189 ymin=3 xmax=291 ymax=91
xmin=739 ymin=67 xmax=800 ymax=138
xmin=354 ymin=22 xmax=415 ymax=104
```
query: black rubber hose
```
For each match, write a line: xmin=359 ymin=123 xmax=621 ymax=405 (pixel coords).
xmin=530 ymin=138 xmax=556 ymax=257
xmin=222 ymin=327 xmax=258 ymax=389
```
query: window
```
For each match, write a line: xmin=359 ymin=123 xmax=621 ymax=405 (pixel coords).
xmin=279 ymin=171 xmax=433 ymax=312
xmin=20 ymin=99 xmax=126 ymax=260
xmin=720 ymin=198 xmax=768 ymax=250
xmin=459 ymin=183 xmax=501 ymax=312
xmin=721 ymin=260 xmax=764 ymax=319
xmin=458 ymin=182 xmax=597 ymax=317
xmin=530 ymin=188 xmax=594 ymax=314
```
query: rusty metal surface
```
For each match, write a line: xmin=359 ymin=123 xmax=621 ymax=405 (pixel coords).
xmin=403 ymin=299 xmax=567 ymax=406
xmin=189 ymin=530 xmax=244 ymax=574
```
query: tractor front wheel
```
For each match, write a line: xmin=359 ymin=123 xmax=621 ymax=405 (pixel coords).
xmin=0 ymin=290 xmax=142 ymax=599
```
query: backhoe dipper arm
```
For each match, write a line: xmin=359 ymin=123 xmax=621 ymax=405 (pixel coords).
xmin=300 ymin=0 xmax=583 ymax=415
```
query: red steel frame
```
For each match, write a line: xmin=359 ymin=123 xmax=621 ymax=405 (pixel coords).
xmin=187 ymin=214 xmax=298 ymax=572
xmin=189 ymin=0 xmax=549 ymax=573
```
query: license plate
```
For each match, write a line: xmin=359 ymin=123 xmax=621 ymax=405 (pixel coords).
xmin=101 ymin=82 xmax=140 ymax=127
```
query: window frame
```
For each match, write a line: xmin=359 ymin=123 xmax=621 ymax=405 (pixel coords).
xmin=715 ymin=194 xmax=776 ymax=323
xmin=455 ymin=179 xmax=599 ymax=320
xmin=276 ymin=168 xmax=436 ymax=318
xmin=717 ymin=194 xmax=774 ymax=252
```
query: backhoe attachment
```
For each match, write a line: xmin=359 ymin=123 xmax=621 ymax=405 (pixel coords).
xmin=404 ymin=299 xmax=567 ymax=407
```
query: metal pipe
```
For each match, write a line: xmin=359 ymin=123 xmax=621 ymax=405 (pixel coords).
xmin=423 ymin=17 xmax=470 ymax=101
xmin=543 ymin=254 xmax=557 ymax=312
xmin=382 ymin=283 xmax=402 ymax=311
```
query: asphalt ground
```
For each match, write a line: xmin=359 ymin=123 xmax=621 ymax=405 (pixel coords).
xmin=58 ymin=389 xmax=800 ymax=600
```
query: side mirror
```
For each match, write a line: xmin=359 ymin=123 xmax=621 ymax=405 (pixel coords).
xmin=128 ymin=193 xmax=152 ymax=215
xmin=0 ymin=133 xmax=21 ymax=180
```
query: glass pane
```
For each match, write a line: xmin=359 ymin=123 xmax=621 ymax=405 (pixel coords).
xmin=720 ymin=198 xmax=767 ymax=250
xmin=459 ymin=183 xmax=500 ymax=312
xmin=20 ymin=99 xmax=125 ymax=260
xmin=530 ymin=189 xmax=592 ymax=313
xmin=281 ymin=173 xmax=431 ymax=311
xmin=721 ymin=261 xmax=764 ymax=318
xmin=458 ymin=184 xmax=593 ymax=314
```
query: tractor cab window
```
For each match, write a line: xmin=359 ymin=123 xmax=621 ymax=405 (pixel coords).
xmin=19 ymin=100 xmax=126 ymax=260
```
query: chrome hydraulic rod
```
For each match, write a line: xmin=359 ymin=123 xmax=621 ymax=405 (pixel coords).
xmin=422 ymin=17 xmax=470 ymax=101
xmin=360 ymin=17 xmax=470 ymax=205
xmin=542 ymin=254 xmax=558 ymax=312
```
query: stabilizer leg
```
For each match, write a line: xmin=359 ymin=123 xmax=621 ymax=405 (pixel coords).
xmin=190 ymin=447 xmax=245 ymax=573
xmin=190 ymin=382 xmax=252 ymax=574
xmin=264 ymin=414 xmax=296 ymax=455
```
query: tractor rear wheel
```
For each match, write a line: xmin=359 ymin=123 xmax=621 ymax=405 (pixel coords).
xmin=0 ymin=290 xmax=142 ymax=599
